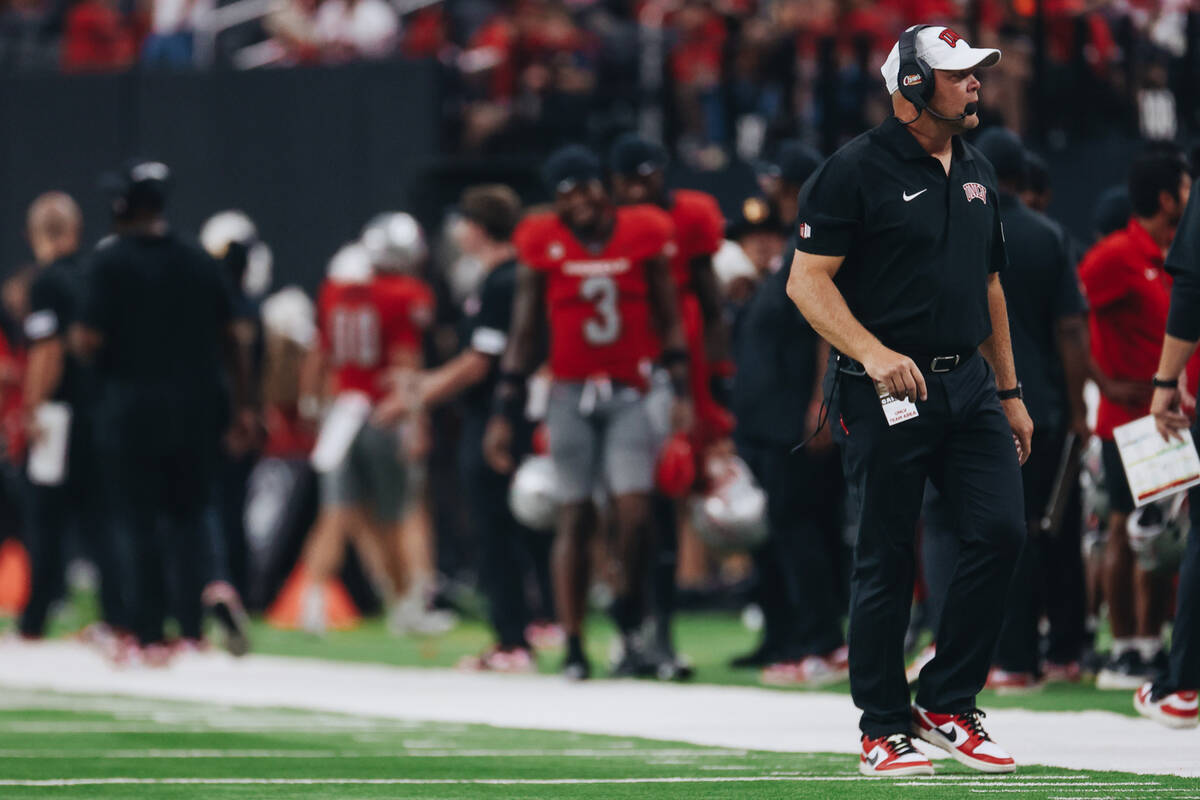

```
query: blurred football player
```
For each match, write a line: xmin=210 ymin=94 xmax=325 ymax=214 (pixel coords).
xmin=484 ymin=145 xmax=692 ymax=680
xmin=607 ymin=133 xmax=729 ymax=678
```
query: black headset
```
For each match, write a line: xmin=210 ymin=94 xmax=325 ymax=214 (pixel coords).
xmin=897 ymin=24 xmax=935 ymax=113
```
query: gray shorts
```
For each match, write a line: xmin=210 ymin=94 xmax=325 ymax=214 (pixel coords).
xmin=320 ymin=420 xmax=408 ymax=523
xmin=546 ymin=380 xmax=658 ymax=503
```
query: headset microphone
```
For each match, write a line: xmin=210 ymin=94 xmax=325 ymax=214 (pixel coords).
xmin=924 ymin=101 xmax=978 ymax=122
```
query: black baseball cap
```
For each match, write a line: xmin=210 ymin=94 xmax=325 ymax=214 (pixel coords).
xmin=101 ymin=158 xmax=171 ymax=216
xmin=542 ymin=145 xmax=603 ymax=195
xmin=608 ymin=133 xmax=669 ymax=178
xmin=774 ymin=140 xmax=822 ymax=186
xmin=973 ymin=128 xmax=1025 ymax=184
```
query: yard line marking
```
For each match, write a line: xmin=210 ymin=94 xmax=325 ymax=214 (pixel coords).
xmin=0 ymin=748 xmax=747 ymax=759
xmin=0 ymin=778 xmax=1163 ymax=788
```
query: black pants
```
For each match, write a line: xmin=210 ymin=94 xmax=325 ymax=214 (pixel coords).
xmin=106 ymin=431 xmax=218 ymax=646
xmin=1153 ymin=422 xmax=1200 ymax=695
xmin=217 ymin=449 xmax=257 ymax=596
xmin=461 ymin=413 xmax=546 ymax=650
xmin=830 ymin=352 xmax=1025 ymax=738
xmin=923 ymin=428 xmax=1087 ymax=672
xmin=738 ymin=436 xmax=847 ymax=659
xmin=19 ymin=416 xmax=128 ymax=636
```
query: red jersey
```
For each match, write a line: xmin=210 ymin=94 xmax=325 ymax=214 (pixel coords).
xmin=1079 ymin=219 xmax=1174 ymax=439
xmin=514 ymin=205 xmax=674 ymax=387
xmin=316 ymin=275 xmax=434 ymax=401
xmin=668 ymin=189 xmax=724 ymax=293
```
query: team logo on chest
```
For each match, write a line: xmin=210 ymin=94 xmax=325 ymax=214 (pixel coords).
xmin=962 ymin=182 xmax=988 ymax=204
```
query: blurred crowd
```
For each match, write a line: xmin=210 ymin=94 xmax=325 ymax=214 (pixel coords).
xmin=0 ymin=1 xmax=1196 ymax=161
xmin=0 ymin=109 xmax=1197 ymax=700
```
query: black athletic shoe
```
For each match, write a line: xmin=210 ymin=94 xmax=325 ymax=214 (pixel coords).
xmin=202 ymin=581 xmax=251 ymax=657
xmin=563 ymin=656 xmax=592 ymax=682
xmin=1096 ymin=650 xmax=1151 ymax=690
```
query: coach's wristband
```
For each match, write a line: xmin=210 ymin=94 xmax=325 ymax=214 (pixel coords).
xmin=997 ymin=384 xmax=1023 ymax=401
xmin=1152 ymin=376 xmax=1179 ymax=389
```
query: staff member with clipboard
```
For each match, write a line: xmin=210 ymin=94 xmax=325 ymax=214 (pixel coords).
xmin=1139 ymin=181 xmax=1200 ymax=730
xmin=787 ymin=24 xmax=1030 ymax=777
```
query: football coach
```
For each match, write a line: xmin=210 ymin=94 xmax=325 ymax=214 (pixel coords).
xmin=786 ymin=25 xmax=1032 ymax=777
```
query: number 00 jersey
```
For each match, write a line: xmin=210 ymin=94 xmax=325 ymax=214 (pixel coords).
xmin=316 ymin=275 xmax=434 ymax=400
xmin=514 ymin=206 xmax=674 ymax=388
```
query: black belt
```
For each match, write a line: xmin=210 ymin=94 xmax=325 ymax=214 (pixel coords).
xmin=835 ymin=350 xmax=974 ymax=376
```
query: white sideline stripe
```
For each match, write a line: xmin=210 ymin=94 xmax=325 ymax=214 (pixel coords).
xmin=0 ymin=748 xmax=747 ymax=759
xmin=1 ymin=641 xmax=1198 ymax=778
xmin=0 ymin=778 xmax=1164 ymax=787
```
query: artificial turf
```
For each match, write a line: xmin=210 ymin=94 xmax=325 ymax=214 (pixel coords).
xmin=0 ymin=691 xmax=1191 ymax=800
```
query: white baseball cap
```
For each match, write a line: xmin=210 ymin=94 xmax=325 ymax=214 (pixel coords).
xmin=881 ymin=26 xmax=1000 ymax=95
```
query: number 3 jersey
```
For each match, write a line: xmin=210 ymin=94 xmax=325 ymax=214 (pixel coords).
xmin=316 ymin=275 xmax=435 ymax=401
xmin=515 ymin=206 xmax=675 ymax=389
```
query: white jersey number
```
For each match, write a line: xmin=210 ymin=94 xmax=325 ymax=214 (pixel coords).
xmin=580 ymin=275 xmax=622 ymax=346
xmin=329 ymin=307 xmax=380 ymax=367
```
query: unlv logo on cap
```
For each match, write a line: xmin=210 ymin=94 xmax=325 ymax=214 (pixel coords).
xmin=939 ymin=29 xmax=963 ymax=47
xmin=962 ymin=182 xmax=988 ymax=204
xmin=902 ymin=74 xmax=924 ymax=87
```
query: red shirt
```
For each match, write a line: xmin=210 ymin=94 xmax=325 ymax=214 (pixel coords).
xmin=668 ymin=189 xmax=724 ymax=294
xmin=316 ymin=275 xmax=434 ymax=401
xmin=1079 ymin=219 xmax=1169 ymax=439
xmin=514 ymin=205 xmax=674 ymax=388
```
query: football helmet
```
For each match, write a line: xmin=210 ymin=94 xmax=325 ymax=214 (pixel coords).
xmin=1127 ymin=492 xmax=1190 ymax=572
xmin=327 ymin=242 xmax=373 ymax=284
xmin=201 ymin=210 xmax=274 ymax=298
xmin=361 ymin=212 xmax=427 ymax=274
xmin=690 ymin=454 xmax=768 ymax=551
xmin=509 ymin=456 xmax=560 ymax=532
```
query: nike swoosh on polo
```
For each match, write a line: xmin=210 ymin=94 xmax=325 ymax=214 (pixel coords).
xmin=903 ymin=189 xmax=929 ymax=202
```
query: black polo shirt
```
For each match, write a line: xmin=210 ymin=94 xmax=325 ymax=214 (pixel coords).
xmin=994 ymin=192 xmax=1087 ymax=431
xmin=1166 ymin=188 xmax=1200 ymax=342
xmin=25 ymin=252 xmax=91 ymax=406
xmin=732 ymin=240 xmax=820 ymax=447
xmin=460 ymin=258 xmax=518 ymax=418
xmin=794 ymin=116 xmax=1008 ymax=354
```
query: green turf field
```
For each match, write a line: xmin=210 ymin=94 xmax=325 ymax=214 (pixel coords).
xmin=0 ymin=691 xmax=1191 ymax=800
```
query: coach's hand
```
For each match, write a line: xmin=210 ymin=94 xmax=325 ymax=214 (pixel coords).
xmin=483 ymin=414 xmax=515 ymax=474
xmin=1151 ymin=385 xmax=1190 ymax=442
xmin=1002 ymin=398 xmax=1034 ymax=465
xmin=862 ymin=346 xmax=927 ymax=403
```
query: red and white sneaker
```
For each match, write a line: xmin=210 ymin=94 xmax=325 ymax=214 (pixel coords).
xmin=1134 ymin=683 xmax=1199 ymax=729
xmin=986 ymin=668 xmax=1042 ymax=695
xmin=911 ymin=705 xmax=1016 ymax=773
xmin=859 ymin=733 xmax=935 ymax=777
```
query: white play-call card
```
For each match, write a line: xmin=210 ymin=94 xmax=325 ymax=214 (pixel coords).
xmin=876 ymin=382 xmax=919 ymax=427
xmin=28 ymin=402 xmax=71 ymax=486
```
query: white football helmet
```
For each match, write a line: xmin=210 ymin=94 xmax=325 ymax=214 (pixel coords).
xmin=361 ymin=212 xmax=427 ymax=274
xmin=1127 ymin=492 xmax=1190 ymax=572
xmin=690 ymin=454 xmax=768 ymax=552
xmin=327 ymin=242 xmax=373 ymax=285
xmin=200 ymin=210 xmax=274 ymax=297
xmin=508 ymin=456 xmax=560 ymax=532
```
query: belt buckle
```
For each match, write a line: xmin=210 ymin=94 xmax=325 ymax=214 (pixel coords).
xmin=930 ymin=355 xmax=959 ymax=373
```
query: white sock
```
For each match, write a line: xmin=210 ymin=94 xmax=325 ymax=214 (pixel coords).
xmin=1111 ymin=638 xmax=1135 ymax=658
xmin=301 ymin=585 xmax=326 ymax=632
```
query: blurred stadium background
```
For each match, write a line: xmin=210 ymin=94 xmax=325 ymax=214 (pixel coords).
xmin=0 ymin=0 xmax=1198 ymax=797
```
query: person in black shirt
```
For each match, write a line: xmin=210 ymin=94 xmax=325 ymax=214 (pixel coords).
xmin=919 ymin=128 xmax=1090 ymax=690
xmin=787 ymin=25 xmax=1031 ymax=775
xmin=1140 ymin=184 xmax=1200 ymax=728
xmin=729 ymin=186 xmax=850 ymax=683
xmin=76 ymin=160 xmax=257 ymax=656
xmin=377 ymin=185 xmax=550 ymax=670
xmin=17 ymin=192 xmax=127 ymax=640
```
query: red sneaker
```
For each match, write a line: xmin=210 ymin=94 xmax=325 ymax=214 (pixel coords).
xmin=1134 ymin=683 xmax=1199 ymax=729
xmin=859 ymin=733 xmax=935 ymax=777
xmin=1041 ymin=661 xmax=1081 ymax=684
xmin=985 ymin=668 xmax=1042 ymax=694
xmin=457 ymin=647 xmax=536 ymax=674
xmin=911 ymin=705 xmax=1016 ymax=773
